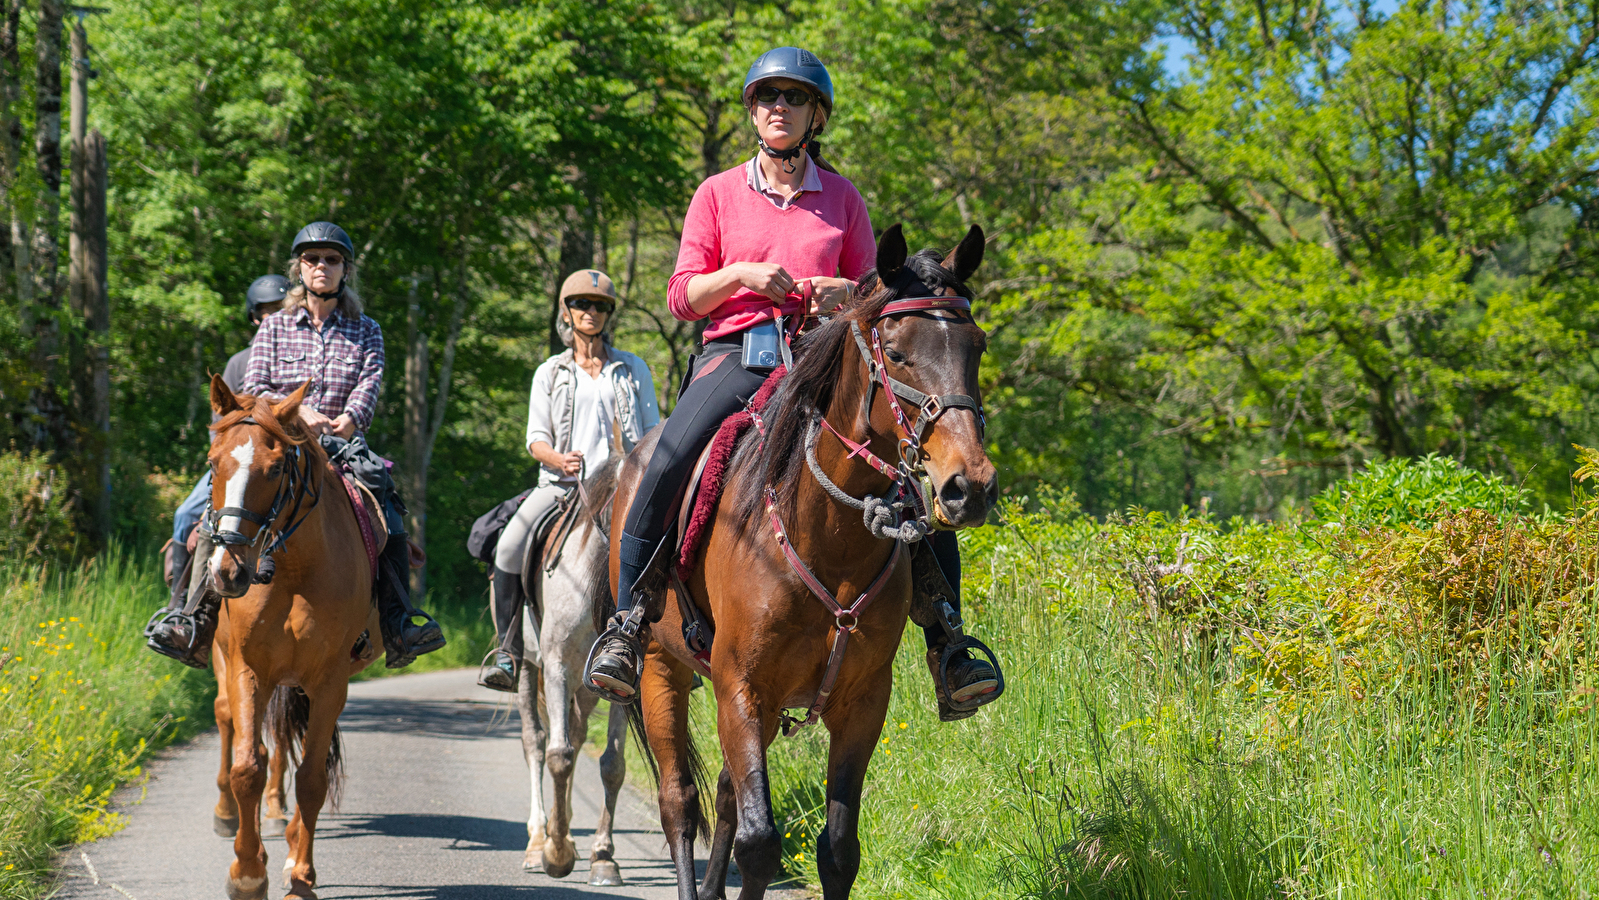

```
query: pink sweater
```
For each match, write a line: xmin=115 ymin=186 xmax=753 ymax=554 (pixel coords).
xmin=667 ymin=163 xmax=876 ymax=341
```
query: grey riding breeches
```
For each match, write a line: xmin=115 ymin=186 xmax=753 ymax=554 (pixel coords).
xmin=493 ymin=483 xmax=570 ymax=573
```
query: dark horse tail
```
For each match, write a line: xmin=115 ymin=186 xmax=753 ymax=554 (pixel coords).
xmin=584 ymin=456 xmax=713 ymax=844
xmin=268 ymin=685 xmax=345 ymax=808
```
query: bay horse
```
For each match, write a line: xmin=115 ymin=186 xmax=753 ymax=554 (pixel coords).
xmin=515 ymin=458 xmax=630 ymax=884
xmin=205 ymin=376 xmax=381 ymax=900
xmin=610 ymin=224 xmax=997 ymax=899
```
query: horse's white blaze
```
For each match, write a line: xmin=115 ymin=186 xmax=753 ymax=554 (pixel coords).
xmin=212 ymin=438 xmax=256 ymax=570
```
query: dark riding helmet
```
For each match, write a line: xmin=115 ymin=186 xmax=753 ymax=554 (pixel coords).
xmin=742 ymin=46 xmax=834 ymax=114
xmin=290 ymin=221 xmax=355 ymax=261
xmin=246 ymin=274 xmax=289 ymax=322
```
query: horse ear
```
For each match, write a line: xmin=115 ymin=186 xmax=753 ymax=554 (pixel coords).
xmin=210 ymin=374 xmax=241 ymax=416
xmin=876 ymin=223 xmax=907 ymax=283
xmin=271 ymin=381 xmax=310 ymax=429
xmin=944 ymin=224 xmax=985 ymax=283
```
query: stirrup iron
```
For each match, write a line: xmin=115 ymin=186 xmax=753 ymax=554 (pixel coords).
xmin=932 ymin=598 xmax=1005 ymax=715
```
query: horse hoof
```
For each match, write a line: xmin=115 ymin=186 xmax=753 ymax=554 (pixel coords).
xmin=262 ymin=816 xmax=288 ymax=838
xmin=224 ymin=874 xmax=268 ymax=900
xmin=588 ymin=860 xmax=623 ymax=886
xmin=214 ymin=814 xmax=241 ymax=838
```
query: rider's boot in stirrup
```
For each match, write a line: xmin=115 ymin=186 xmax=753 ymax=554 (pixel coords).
xmin=585 ymin=533 xmax=654 ymax=703
xmin=376 ymin=539 xmax=446 ymax=669
xmin=924 ymin=599 xmax=1003 ymax=722
xmin=478 ymin=566 xmax=523 ymax=693
xmin=144 ymin=538 xmax=220 ymax=669
xmin=586 ymin=607 xmax=646 ymax=703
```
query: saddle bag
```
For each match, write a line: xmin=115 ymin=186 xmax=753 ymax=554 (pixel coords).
xmin=467 ymin=489 xmax=533 ymax=564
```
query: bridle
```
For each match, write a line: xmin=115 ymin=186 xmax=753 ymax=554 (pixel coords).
xmin=767 ymin=292 xmax=987 ymax=735
xmin=197 ymin=418 xmax=323 ymax=585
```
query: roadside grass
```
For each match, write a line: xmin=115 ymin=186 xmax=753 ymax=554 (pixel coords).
xmin=0 ymin=550 xmax=214 ymax=899
xmin=621 ymin=460 xmax=1599 ymax=899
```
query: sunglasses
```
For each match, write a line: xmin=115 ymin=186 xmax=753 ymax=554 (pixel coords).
xmin=753 ymin=86 xmax=815 ymax=107
xmin=300 ymin=252 xmax=345 ymax=268
xmin=567 ymin=297 xmax=614 ymax=314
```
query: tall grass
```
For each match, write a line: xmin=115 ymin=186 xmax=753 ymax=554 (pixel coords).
xmin=0 ymin=550 xmax=214 ymax=898
xmin=708 ymin=474 xmax=1599 ymax=898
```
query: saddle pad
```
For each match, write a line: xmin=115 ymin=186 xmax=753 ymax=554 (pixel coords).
xmin=676 ymin=366 xmax=788 ymax=572
xmin=339 ymin=470 xmax=385 ymax=579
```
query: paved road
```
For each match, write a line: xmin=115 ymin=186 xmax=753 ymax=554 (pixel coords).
xmin=54 ymin=668 xmax=804 ymax=900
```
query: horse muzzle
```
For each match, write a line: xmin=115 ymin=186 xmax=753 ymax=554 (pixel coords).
xmin=933 ymin=470 xmax=998 ymax=529
xmin=210 ymin=547 xmax=257 ymax=598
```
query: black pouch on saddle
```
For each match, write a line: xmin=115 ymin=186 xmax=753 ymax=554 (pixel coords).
xmin=467 ymin=488 xmax=534 ymax=564
xmin=322 ymin=434 xmax=406 ymax=533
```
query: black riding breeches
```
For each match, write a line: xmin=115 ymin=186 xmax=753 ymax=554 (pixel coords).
xmin=615 ymin=341 xmax=768 ymax=611
xmin=924 ymin=528 xmax=962 ymax=648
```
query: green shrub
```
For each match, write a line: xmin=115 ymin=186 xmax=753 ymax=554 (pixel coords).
xmin=1310 ymin=453 xmax=1531 ymax=528
xmin=0 ymin=451 xmax=78 ymax=564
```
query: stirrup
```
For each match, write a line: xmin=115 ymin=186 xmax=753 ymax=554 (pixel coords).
xmin=143 ymin=607 xmax=210 ymax=670
xmin=584 ymin=609 xmax=646 ymax=704
xmin=930 ymin=599 xmax=1004 ymax=719
xmin=478 ymin=648 xmax=519 ymax=693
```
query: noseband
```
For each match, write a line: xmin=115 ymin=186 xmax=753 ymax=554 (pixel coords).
xmin=198 ymin=417 xmax=323 ymax=585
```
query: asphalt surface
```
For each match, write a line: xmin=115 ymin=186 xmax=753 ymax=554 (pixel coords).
xmin=53 ymin=668 xmax=806 ymax=900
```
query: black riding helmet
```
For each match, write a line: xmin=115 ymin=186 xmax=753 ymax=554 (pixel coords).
xmin=246 ymin=274 xmax=289 ymax=323
xmin=742 ymin=47 xmax=834 ymax=171
xmin=290 ymin=221 xmax=354 ymax=300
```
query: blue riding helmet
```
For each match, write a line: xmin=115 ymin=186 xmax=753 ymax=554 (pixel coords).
xmin=290 ymin=221 xmax=355 ymax=261
xmin=742 ymin=46 xmax=834 ymax=113
xmin=246 ymin=274 xmax=289 ymax=321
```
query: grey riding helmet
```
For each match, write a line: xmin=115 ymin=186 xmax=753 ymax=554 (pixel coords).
xmin=742 ymin=46 xmax=834 ymax=113
xmin=246 ymin=274 xmax=289 ymax=322
xmin=290 ymin=221 xmax=355 ymax=260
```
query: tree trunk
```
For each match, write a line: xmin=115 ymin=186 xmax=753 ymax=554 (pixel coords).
xmin=27 ymin=0 xmax=63 ymax=454
xmin=0 ymin=0 xmax=28 ymax=304
xmin=67 ymin=17 xmax=83 ymax=314
xmin=548 ymin=207 xmax=594 ymax=355
xmin=33 ymin=0 xmax=60 ymax=310
xmin=84 ymin=128 xmax=108 ymax=536
xmin=403 ymin=273 xmax=429 ymax=599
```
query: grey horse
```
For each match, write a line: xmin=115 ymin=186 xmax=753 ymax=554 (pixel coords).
xmin=513 ymin=458 xmax=629 ymax=885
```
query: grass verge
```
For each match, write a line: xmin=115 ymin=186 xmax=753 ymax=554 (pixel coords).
xmin=0 ymin=549 xmax=214 ymax=898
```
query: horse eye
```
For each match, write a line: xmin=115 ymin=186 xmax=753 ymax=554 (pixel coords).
xmin=885 ymin=349 xmax=909 ymax=366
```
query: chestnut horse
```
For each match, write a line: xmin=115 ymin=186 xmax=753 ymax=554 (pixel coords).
xmin=205 ymin=376 xmax=381 ymax=900
xmin=610 ymin=225 xmax=997 ymax=899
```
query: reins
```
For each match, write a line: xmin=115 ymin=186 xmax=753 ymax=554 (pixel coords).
xmin=767 ymin=293 xmax=983 ymax=735
xmin=198 ymin=417 xmax=324 ymax=586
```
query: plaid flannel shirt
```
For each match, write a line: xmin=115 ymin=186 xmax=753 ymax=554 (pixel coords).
xmin=243 ymin=306 xmax=385 ymax=434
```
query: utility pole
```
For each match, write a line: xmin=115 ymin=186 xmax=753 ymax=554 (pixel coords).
xmin=68 ymin=4 xmax=108 ymax=537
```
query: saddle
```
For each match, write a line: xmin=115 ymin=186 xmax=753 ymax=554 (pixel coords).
xmin=517 ymin=484 xmax=582 ymax=630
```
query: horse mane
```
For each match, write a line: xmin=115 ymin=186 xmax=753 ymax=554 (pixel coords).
xmin=727 ymin=248 xmax=974 ymax=535
xmin=211 ymin=395 xmax=329 ymax=471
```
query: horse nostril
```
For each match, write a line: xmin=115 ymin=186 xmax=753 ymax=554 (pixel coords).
xmin=984 ymin=474 xmax=999 ymax=508
xmin=940 ymin=475 xmax=970 ymax=512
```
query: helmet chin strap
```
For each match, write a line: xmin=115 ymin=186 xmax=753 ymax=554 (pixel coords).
xmin=757 ymin=104 xmax=818 ymax=174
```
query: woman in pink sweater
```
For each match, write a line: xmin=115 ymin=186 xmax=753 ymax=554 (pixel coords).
xmin=587 ymin=48 xmax=999 ymax=717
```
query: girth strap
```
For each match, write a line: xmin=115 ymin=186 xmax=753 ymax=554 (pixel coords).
xmin=766 ymin=486 xmax=904 ymax=736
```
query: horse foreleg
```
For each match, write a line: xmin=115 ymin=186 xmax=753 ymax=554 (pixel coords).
xmin=516 ymin=655 xmax=548 ymax=871
xmin=588 ymin=698 xmax=629 ymax=887
xmin=282 ymin=678 xmax=347 ymax=899
xmin=224 ymin=669 xmax=270 ymax=900
xmin=213 ymin=667 xmax=241 ymax=839
xmin=697 ymin=765 xmax=736 ymax=900
xmin=262 ymin=736 xmax=291 ymax=838
xmin=715 ymin=681 xmax=782 ymax=900
xmin=641 ymin=647 xmax=703 ymax=900
xmin=815 ymin=678 xmax=894 ymax=900
xmin=540 ymin=658 xmax=584 ymax=879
